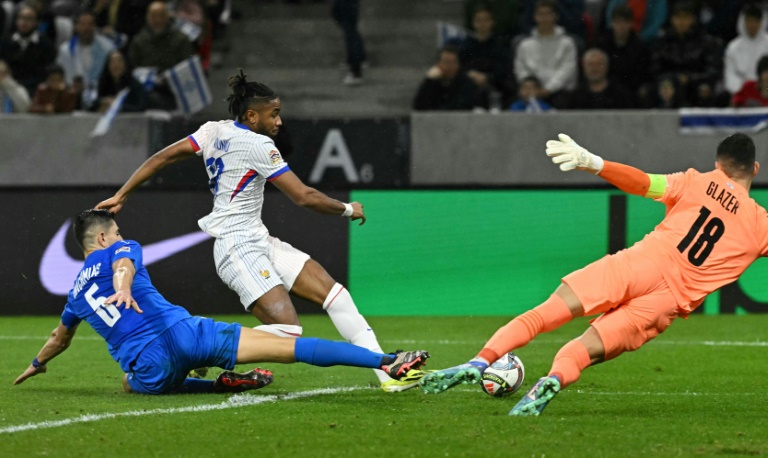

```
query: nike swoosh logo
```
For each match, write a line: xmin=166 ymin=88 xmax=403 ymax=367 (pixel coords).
xmin=39 ymin=220 xmax=212 ymax=296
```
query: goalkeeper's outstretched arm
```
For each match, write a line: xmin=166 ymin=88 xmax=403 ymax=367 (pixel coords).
xmin=545 ymin=133 xmax=666 ymax=198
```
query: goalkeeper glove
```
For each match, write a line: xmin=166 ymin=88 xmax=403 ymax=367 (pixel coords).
xmin=545 ymin=133 xmax=604 ymax=173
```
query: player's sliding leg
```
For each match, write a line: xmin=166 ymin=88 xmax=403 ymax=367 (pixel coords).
xmin=477 ymin=285 xmax=582 ymax=364
xmin=420 ymin=284 xmax=582 ymax=394
xmin=236 ymin=328 xmax=429 ymax=378
xmin=289 ymin=259 xmax=421 ymax=391
xmin=510 ymin=328 xmax=603 ymax=416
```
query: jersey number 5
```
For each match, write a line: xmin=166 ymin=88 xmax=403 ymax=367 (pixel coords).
xmin=677 ymin=206 xmax=725 ymax=267
xmin=85 ymin=284 xmax=121 ymax=327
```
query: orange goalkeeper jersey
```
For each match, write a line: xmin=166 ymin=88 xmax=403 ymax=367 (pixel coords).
xmin=630 ymin=168 xmax=768 ymax=312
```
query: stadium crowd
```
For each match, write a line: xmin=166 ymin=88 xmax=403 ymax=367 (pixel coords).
xmin=0 ymin=0 xmax=229 ymax=114
xmin=414 ymin=0 xmax=768 ymax=111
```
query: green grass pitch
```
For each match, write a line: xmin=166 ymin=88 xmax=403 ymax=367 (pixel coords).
xmin=2 ymin=314 xmax=767 ymax=457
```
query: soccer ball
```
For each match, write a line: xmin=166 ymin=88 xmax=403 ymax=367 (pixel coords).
xmin=480 ymin=353 xmax=525 ymax=397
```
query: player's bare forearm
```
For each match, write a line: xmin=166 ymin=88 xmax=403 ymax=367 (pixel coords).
xmin=97 ymin=139 xmax=196 ymax=212
xmin=37 ymin=323 xmax=77 ymax=362
xmin=272 ymin=171 xmax=366 ymax=224
xmin=119 ymin=140 xmax=196 ymax=198
xmin=14 ymin=322 xmax=77 ymax=385
xmin=106 ymin=258 xmax=142 ymax=313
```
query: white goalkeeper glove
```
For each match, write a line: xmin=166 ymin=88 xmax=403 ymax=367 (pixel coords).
xmin=545 ymin=133 xmax=604 ymax=173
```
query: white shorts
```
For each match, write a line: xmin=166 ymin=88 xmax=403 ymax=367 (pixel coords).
xmin=213 ymin=235 xmax=311 ymax=310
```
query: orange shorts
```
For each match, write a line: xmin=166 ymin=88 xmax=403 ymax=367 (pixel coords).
xmin=562 ymin=248 xmax=680 ymax=360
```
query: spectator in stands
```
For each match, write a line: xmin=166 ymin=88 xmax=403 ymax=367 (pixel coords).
xmin=413 ymin=45 xmax=479 ymax=111
xmin=464 ymin=0 xmax=520 ymax=40
xmin=29 ymin=63 xmax=78 ymax=113
xmin=56 ymin=10 xmax=115 ymax=110
xmin=0 ymin=59 xmax=31 ymax=113
xmin=508 ymin=75 xmax=552 ymax=111
xmin=724 ymin=4 xmax=768 ymax=97
xmin=0 ymin=5 xmax=56 ymax=95
xmin=564 ymin=48 xmax=634 ymax=109
xmin=130 ymin=1 xmax=196 ymax=109
xmin=694 ymin=0 xmax=744 ymax=45
xmin=514 ymin=0 xmax=578 ymax=102
xmin=519 ymin=0 xmax=585 ymax=39
xmin=732 ymin=55 xmax=768 ymax=107
xmin=603 ymin=0 xmax=668 ymax=43
xmin=652 ymin=74 xmax=685 ymax=108
xmin=596 ymin=5 xmax=651 ymax=98
xmin=650 ymin=1 xmax=722 ymax=107
xmin=24 ymin=0 xmax=58 ymax=44
xmin=331 ymin=0 xmax=366 ymax=85
xmin=460 ymin=6 xmax=511 ymax=103
xmin=130 ymin=1 xmax=196 ymax=72
xmin=96 ymin=50 xmax=148 ymax=112
xmin=87 ymin=0 xmax=151 ymax=44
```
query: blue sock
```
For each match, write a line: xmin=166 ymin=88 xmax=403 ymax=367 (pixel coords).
xmin=180 ymin=378 xmax=215 ymax=393
xmin=468 ymin=359 xmax=489 ymax=371
xmin=294 ymin=337 xmax=390 ymax=368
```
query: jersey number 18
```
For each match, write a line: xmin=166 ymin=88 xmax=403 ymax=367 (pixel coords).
xmin=677 ymin=206 xmax=725 ymax=267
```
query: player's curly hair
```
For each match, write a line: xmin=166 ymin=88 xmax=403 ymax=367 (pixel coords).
xmin=73 ymin=209 xmax=115 ymax=250
xmin=226 ymin=69 xmax=278 ymax=120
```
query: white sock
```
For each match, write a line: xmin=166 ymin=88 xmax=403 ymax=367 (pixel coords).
xmin=253 ymin=324 xmax=303 ymax=338
xmin=324 ymin=283 xmax=391 ymax=383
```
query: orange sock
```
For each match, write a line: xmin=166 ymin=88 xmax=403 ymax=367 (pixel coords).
xmin=548 ymin=340 xmax=591 ymax=389
xmin=477 ymin=294 xmax=573 ymax=363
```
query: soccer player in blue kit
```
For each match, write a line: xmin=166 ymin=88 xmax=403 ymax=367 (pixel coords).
xmin=13 ymin=210 xmax=429 ymax=394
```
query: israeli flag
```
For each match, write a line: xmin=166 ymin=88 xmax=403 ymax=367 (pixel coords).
xmin=175 ymin=17 xmax=202 ymax=42
xmin=679 ymin=108 xmax=768 ymax=135
xmin=165 ymin=55 xmax=212 ymax=116
xmin=436 ymin=21 xmax=471 ymax=47
xmin=90 ymin=88 xmax=130 ymax=137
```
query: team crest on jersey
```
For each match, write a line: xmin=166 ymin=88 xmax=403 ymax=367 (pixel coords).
xmin=260 ymin=269 xmax=271 ymax=279
xmin=115 ymin=246 xmax=131 ymax=254
xmin=269 ymin=150 xmax=282 ymax=165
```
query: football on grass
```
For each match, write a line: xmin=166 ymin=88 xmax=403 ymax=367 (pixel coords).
xmin=480 ymin=353 xmax=525 ymax=397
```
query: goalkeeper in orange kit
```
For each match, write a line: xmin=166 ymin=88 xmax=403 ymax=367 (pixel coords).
xmin=420 ymin=132 xmax=768 ymax=416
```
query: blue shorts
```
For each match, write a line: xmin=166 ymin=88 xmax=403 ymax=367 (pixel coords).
xmin=126 ymin=316 xmax=242 ymax=394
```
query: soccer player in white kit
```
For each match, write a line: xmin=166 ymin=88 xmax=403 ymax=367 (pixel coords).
xmin=96 ymin=70 xmax=422 ymax=391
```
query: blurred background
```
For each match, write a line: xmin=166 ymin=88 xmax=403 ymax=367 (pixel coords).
xmin=2 ymin=0 xmax=768 ymax=317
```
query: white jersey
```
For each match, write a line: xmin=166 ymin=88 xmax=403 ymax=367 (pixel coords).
xmin=188 ymin=120 xmax=290 ymax=240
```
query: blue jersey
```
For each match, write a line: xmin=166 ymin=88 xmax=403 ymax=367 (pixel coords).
xmin=60 ymin=240 xmax=191 ymax=372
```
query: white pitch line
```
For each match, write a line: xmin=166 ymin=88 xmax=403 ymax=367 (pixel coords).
xmin=0 ymin=386 xmax=365 ymax=435
xmin=383 ymin=339 xmax=768 ymax=347
xmin=3 ymin=336 xmax=768 ymax=347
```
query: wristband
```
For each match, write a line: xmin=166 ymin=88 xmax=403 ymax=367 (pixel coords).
xmin=342 ymin=203 xmax=354 ymax=218
xmin=32 ymin=357 xmax=45 ymax=368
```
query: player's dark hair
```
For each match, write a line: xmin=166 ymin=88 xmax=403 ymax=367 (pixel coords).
xmin=225 ymin=69 xmax=278 ymax=121
xmin=743 ymin=3 xmax=763 ymax=20
xmin=716 ymin=133 xmax=756 ymax=177
xmin=73 ymin=209 xmax=115 ymax=250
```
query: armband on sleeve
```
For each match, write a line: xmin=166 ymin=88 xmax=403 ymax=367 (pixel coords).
xmin=645 ymin=174 xmax=667 ymax=199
